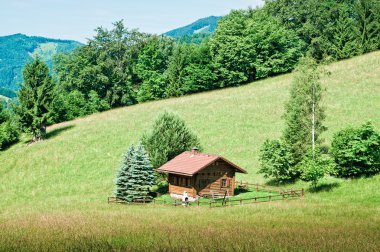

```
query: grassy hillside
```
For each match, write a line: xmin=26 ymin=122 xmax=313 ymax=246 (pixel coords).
xmin=0 ymin=51 xmax=379 ymax=251
xmin=0 ymin=33 xmax=81 ymax=91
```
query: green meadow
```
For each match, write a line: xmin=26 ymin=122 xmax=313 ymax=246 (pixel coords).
xmin=0 ymin=51 xmax=379 ymax=251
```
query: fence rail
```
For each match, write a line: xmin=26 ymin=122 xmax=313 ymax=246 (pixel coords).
xmin=108 ymin=181 xmax=304 ymax=208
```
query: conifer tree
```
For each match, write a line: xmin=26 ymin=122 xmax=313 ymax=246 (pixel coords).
xmin=115 ymin=144 xmax=135 ymax=200
xmin=16 ymin=57 xmax=54 ymax=141
xmin=115 ymin=143 xmax=155 ymax=202
xmin=142 ymin=111 xmax=201 ymax=168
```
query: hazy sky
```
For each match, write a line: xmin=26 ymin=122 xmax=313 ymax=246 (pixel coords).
xmin=1 ymin=0 xmax=264 ymax=43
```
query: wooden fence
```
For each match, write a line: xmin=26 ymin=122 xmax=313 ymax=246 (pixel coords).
xmin=108 ymin=181 xmax=304 ymax=208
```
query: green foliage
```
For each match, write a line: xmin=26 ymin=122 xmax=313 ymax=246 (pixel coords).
xmin=210 ymin=9 xmax=304 ymax=87
xmin=135 ymin=35 xmax=174 ymax=102
xmin=142 ymin=111 xmax=201 ymax=168
xmin=259 ymin=139 xmax=296 ymax=181
xmin=264 ymin=0 xmax=380 ymax=60
xmin=15 ymin=57 xmax=54 ymax=141
xmin=55 ymin=21 xmax=148 ymax=108
xmin=0 ymin=103 xmax=19 ymax=150
xmin=283 ymin=58 xmax=326 ymax=164
xmin=299 ymin=149 xmax=335 ymax=188
xmin=0 ymin=33 xmax=81 ymax=91
xmin=331 ymin=122 xmax=380 ymax=177
xmin=115 ymin=143 xmax=155 ymax=202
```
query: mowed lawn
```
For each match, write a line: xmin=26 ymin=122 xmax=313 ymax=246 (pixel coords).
xmin=0 ymin=51 xmax=379 ymax=251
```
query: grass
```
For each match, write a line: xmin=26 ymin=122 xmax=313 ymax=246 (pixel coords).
xmin=0 ymin=51 xmax=380 ymax=251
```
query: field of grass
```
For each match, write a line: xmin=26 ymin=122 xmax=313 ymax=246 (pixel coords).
xmin=0 ymin=51 xmax=379 ymax=251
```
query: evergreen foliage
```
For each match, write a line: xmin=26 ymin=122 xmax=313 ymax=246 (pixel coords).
xmin=283 ymin=58 xmax=326 ymax=165
xmin=331 ymin=122 xmax=380 ymax=177
xmin=142 ymin=111 xmax=201 ymax=168
xmin=15 ymin=57 xmax=54 ymax=141
xmin=115 ymin=143 xmax=155 ymax=202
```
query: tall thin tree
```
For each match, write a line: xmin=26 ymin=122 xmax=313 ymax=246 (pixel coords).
xmin=283 ymin=57 xmax=326 ymax=163
xmin=16 ymin=57 xmax=54 ymax=141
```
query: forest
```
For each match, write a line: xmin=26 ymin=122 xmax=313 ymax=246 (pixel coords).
xmin=0 ymin=0 xmax=379 ymax=149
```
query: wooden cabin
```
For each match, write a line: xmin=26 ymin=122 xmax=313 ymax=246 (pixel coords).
xmin=156 ymin=148 xmax=247 ymax=200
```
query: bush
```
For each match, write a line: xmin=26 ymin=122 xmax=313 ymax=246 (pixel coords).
xmin=0 ymin=121 xmax=19 ymax=150
xmin=299 ymin=149 xmax=335 ymax=188
xmin=259 ymin=139 xmax=297 ymax=181
xmin=331 ymin=122 xmax=380 ymax=177
xmin=142 ymin=111 xmax=201 ymax=168
xmin=0 ymin=103 xmax=19 ymax=150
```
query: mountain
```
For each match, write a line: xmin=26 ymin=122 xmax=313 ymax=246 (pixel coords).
xmin=164 ymin=16 xmax=222 ymax=38
xmin=0 ymin=51 xmax=379 ymax=250
xmin=0 ymin=33 xmax=82 ymax=94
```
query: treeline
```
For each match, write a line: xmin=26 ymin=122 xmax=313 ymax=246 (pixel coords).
xmin=1 ymin=0 xmax=380 ymax=149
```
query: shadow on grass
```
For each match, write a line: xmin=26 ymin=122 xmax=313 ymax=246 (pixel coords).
xmin=234 ymin=187 xmax=249 ymax=196
xmin=266 ymin=178 xmax=297 ymax=187
xmin=308 ymin=182 xmax=340 ymax=193
xmin=46 ymin=125 xmax=75 ymax=140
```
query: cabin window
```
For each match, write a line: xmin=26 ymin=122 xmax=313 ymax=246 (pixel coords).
xmin=173 ymin=177 xmax=177 ymax=185
xmin=221 ymin=179 xmax=230 ymax=188
xmin=199 ymin=179 xmax=207 ymax=188
xmin=186 ymin=178 xmax=190 ymax=187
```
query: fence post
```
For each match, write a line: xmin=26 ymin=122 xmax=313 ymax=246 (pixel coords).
xmin=240 ymin=199 xmax=242 ymax=205
xmin=256 ymin=184 xmax=259 ymax=191
xmin=269 ymin=195 xmax=271 ymax=201
xmin=197 ymin=200 xmax=200 ymax=207
xmin=301 ymin=188 xmax=304 ymax=199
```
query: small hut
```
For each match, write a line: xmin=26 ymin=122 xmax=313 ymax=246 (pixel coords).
xmin=156 ymin=148 xmax=247 ymax=200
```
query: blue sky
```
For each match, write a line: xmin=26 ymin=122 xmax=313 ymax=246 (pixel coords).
xmin=1 ymin=0 xmax=264 ymax=43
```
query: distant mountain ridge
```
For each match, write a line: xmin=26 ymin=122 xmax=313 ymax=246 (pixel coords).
xmin=0 ymin=33 xmax=82 ymax=94
xmin=164 ymin=16 xmax=222 ymax=37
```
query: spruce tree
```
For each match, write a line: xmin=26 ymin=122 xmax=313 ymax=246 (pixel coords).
xmin=16 ymin=57 xmax=54 ymax=141
xmin=283 ymin=57 xmax=326 ymax=164
xmin=115 ymin=144 xmax=135 ymax=200
xmin=115 ymin=143 xmax=155 ymax=202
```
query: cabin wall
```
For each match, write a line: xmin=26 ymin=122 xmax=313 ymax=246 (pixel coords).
xmin=194 ymin=161 xmax=235 ymax=196
xmin=168 ymin=174 xmax=196 ymax=198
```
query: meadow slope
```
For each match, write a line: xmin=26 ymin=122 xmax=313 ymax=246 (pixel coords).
xmin=0 ymin=51 xmax=379 ymax=251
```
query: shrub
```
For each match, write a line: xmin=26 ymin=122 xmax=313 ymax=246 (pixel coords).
xmin=331 ymin=122 xmax=380 ymax=177
xmin=142 ymin=111 xmax=201 ymax=168
xmin=299 ymin=150 xmax=335 ymax=188
xmin=0 ymin=103 xmax=19 ymax=150
xmin=259 ymin=139 xmax=297 ymax=182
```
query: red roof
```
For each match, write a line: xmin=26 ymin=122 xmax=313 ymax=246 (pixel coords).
xmin=156 ymin=151 xmax=247 ymax=176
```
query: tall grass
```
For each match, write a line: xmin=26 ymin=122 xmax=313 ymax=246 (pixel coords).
xmin=0 ymin=51 xmax=379 ymax=251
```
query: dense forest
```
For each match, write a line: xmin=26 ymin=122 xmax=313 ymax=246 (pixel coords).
xmin=1 ymin=0 xmax=380 ymax=149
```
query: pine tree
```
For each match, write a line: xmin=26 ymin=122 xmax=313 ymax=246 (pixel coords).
xmin=283 ymin=58 xmax=326 ymax=164
xmin=115 ymin=143 xmax=155 ymax=202
xmin=16 ymin=57 xmax=54 ymax=141
xmin=115 ymin=144 xmax=135 ymax=200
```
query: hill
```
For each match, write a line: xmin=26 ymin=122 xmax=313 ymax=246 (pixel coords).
xmin=0 ymin=51 xmax=379 ymax=251
xmin=164 ymin=16 xmax=221 ymax=38
xmin=0 ymin=33 xmax=82 ymax=93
